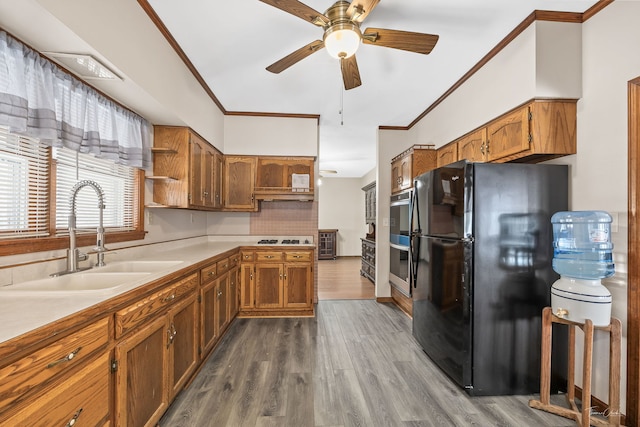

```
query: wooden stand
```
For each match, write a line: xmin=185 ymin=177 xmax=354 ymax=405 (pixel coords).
xmin=529 ymin=307 xmax=623 ymax=426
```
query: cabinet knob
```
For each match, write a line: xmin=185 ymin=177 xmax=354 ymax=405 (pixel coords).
xmin=162 ymin=293 xmax=176 ymax=303
xmin=208 ymin=271 xmax=215 ymax=277
xmin=265 ymin=255 xmax=274 ymax=259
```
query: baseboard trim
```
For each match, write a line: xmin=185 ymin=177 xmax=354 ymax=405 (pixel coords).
xmin=376 ymin=297 xmax=393 ymax=303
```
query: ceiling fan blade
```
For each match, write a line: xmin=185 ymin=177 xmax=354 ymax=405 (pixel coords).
xmin=346 ymin=0 xmax=380 ymax=23
xmin=266 ymin=40 xmax=324 ymax=74
xmin=341 ymin=55 xmax=362 ymax=90
xmin=362 ymin=27 xmax=439 ymax=54
xmin=259 ymin=0 xmax=329 ymax=26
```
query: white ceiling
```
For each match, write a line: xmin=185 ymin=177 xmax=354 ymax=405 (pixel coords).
xmin=0 ymin=0 xmax=599 ymax=178
xmin=146 ymin=0 xmax=598 ymax=177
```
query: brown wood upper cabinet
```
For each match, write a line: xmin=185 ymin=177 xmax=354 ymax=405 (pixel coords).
xmin=224 ymin=156 xmax=257 ymax=211
xmin=255 ymin=156 xmax=315 ymax=201
xmin=436 ymin=143 xmax=459 ymax=167
xmin=455 ymin=100 xmax=577 ymax=164
xmin=152 ymin=126 xmax=223 ymax=210
xmin=391 ymin=145 xmax=437 ymax=194
xmin=456 ymin=128 xmax=487 ymax=163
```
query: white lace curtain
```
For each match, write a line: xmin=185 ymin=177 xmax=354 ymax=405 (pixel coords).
xmin=0 ymin=31 xmax=151 ymax=168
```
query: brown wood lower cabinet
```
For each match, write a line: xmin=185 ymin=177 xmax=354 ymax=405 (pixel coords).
xmin=115 ymin=314 xmax=169 ymax=427
xmin=0 ymin=249 xmax=257 ymax=427
xmin=114 ymin=273 xmax=199 ymax=427
xmin=240 ymin=248 xmax=314 ymax=317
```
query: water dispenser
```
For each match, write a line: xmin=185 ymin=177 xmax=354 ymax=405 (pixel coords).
xmin=550 ymin=211 xmax=614 ymax=326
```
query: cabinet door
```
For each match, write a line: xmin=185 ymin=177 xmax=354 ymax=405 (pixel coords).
xmin=436 ymin=144 xmax=458 ymax=167
xmin=240 ymin=264 xmax=255 ymax=309
xmin=284 ymin=263 xmax=312 ymax=308
xmin=255 ymin=263 xmax=283 ymax=308
xmin=200 ymin=280 xmax=217 ymax=356
xmin=212 ymin=151 xmax=224 ymax=209
xmin=215 ymin=273 xmax=230 ymax=335
xmin=189 ymin=135 xmax=205 ymax=207
xmin=486 ymin=106 xmax=530 ymax=162
xmin=224 ymin=156 xmax=256 ymax=210
xmin=229 ymin=266 xmax=239 ymax=319
xmin=169 ymin=294 xmax=198 ymax=399
xmin=115 ymin=315 xmax=169 ymax=427
xmin=391 ymin=158 xmax=402 ymax=194
xmin=457 ymin=128 xmax=487 ymax=163
xmin=203 ymin=147 xmax=216 ymax=208
xmin=399 ymin=155 xmax=413 ymax=190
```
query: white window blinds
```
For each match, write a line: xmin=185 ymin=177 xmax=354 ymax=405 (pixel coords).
xmin=54 ymin=147 xmax=137 ymax=233
xmin=0 ymin=126 xmax=49 ymax=239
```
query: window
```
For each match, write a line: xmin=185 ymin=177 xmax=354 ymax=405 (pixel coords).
xmin=0 ymin=126 xmax=144 ymax=256
xmin=0 ymin=126 xmax=50 ymax=239
xmin=54 ymin=147 xmax=137 ymax=233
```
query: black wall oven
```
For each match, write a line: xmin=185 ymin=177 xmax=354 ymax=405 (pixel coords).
xmin=389 ymin=190 xmax=411 ymax=296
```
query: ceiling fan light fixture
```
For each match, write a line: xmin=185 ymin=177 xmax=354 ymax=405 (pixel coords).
xmin=324 ymin=23 xmax=361 ymax=59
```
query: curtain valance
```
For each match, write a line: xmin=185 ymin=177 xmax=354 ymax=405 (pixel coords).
xmin=0 ymin=31 xmax=151 ymax=168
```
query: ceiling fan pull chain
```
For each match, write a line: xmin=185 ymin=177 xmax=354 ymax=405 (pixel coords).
xmin=339 ymin=81 xmax=344 ymax=126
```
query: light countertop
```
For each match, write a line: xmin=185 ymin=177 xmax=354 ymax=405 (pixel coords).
xmin=0 ymin=236 xmax=315 ymax=345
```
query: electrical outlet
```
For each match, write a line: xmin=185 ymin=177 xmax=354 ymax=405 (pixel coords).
xmin=610 ymin=211 xmax=619 ymax=233
xmin=147 ymin=210 xmax=153 ymax=225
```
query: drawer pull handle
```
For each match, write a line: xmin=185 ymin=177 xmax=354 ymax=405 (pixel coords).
xmin=47 ymin=347 xmax=82 ymax=368
xmin=223 ymin=263 xmax=228 ymax=268
xmin=265 ymin=255 xmax=274 ymax=259
xmin=292 ymin=255 xmax=302 ymax=259
xmin=208 ymin=271 xmax=215 ymax=276
xmin=244 ymin=255 xmax=250 ymax=259
xmin=163 ymin=293 xmax=176 ymax=303
xmin=65 ymin=408 xmax=83 ymax=427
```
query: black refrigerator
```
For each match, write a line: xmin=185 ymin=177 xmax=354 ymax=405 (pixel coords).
xmin=411 ymin=161 xmax=567 ymax=396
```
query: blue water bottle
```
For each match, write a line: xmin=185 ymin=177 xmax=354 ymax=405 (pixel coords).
xmin=550 ymin=211 xmax=614 ymax=326
xmin=551 ymin=210 xmax=614 ymax=279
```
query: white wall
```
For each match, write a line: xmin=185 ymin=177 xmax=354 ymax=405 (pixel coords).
xmin=547 ymin=1 xmax=637 ymax=410
xmin=409 ymin=21 xmax=581 ymax=148
xmin=317 ymin=177 xmax=366 ymax=256
xmin=224 ymin=115 xmax=318 ymax=157
xmin=376 ymin=129 xmax=419 ymax=297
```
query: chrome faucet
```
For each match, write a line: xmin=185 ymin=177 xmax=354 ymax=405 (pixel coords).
xmin=53 ymin=180 xmax=108 ymax=276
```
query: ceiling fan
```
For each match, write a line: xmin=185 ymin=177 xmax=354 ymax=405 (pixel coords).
xmin=260 ymin=0 xmax=439 ymax=90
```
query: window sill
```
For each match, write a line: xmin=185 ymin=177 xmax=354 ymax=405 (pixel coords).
xmin=0 ymin=230 xmax=147 ymax=257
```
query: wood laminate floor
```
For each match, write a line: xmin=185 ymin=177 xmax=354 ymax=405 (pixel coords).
xmin=317 ymin=257 xmax=375 ymax=300
xmin=160 ymin=300 xmax=575 ymax=427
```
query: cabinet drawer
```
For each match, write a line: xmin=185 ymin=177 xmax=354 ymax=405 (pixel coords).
xmin=255 ymin=251 xmax=284 ymax=262
xmin=285 ymin=251 xmax=312 ymax=262
xmin=0 ymin=317 xmax=109 ymax=412
xmin=241 ymin=251 xmax=254 ymax=262
xmin=229 ymin=252 xmax=240 ymax=269
xmin=216 ymin=257 xmax=230 ymax=275
xmin=115 ymin=272 xmax=198 ymax=338
xmin=4 ymin=353 xmax=110 ymax=427
xmin=200 ymin=263 xmax=218 ymax=284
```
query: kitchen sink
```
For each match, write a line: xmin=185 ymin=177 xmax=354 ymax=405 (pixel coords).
xmin=0 ymin=272 xmax=151 ymax=294
xmin=90 ymin=260 xmax=183 ymax=273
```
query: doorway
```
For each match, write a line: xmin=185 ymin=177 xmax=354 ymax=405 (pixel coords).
xmin=317 ymin=257 xmax=375 ymax=300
